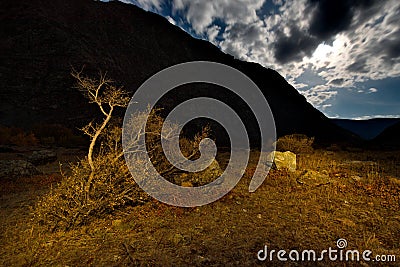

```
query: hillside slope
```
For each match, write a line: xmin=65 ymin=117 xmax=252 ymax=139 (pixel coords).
xmin=0 ymin=0 xmax=359 ymax=145
xmin=371 ymin=121 xmax=400 ymax=149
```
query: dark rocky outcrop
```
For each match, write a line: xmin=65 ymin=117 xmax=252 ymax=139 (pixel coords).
xmin=0 ymin=160 xmax=42 ymax=179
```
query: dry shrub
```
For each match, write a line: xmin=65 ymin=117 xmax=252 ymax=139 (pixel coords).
xmin=33 ymin=69 xmax=209 ymax=231
xmin=34 ymin=109 xmax=208 ymax=231
xmin=123 ymin=108 xmax=210 ymax=185
xmin=140 ymin=109 xmax=210 ymax=182
xmin=0 ymin=125 xmax=38 ymax=146
xmin=34 ymin=152 xmax=142 ymax=231
xmin=275 ymin=134 xmax=314 ymax=154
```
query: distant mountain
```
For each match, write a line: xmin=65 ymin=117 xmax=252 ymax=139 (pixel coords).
xmin=331 ymin=118 xmax=400 ymax=140
xmin=0 ymin=0 xmax=359 ymax=146
xmin=371 ymin=121 xmax=400 ymax=149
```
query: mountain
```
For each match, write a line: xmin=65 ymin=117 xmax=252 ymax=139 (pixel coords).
xmin=371 ymin=121 xmax=400 ymax=149
xmin=331 ymin=118 xmax=400 ymax=140
xmin=1 ymin=0 xmax=359 ymax=146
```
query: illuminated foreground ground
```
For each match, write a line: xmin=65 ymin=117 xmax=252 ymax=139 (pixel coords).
xmin=0 ymin=148 xmax=399 ymax=266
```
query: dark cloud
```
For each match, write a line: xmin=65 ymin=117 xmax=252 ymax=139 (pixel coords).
xmin=226 ymin=23 xmax=262 ymax=42
xmin=347 ymin=58 xmax=368 ymax=73
xmin=308 ymin=0 xmax=380 ymax=39
xmin=274 ymin=26 xmax=319 ymax=64
xmin=383 ymin=31 xmax=400 ymax=59
xmin=329 ymin=78 xmax=344 ymax=85
xmin=273 ymin=0 xmax=383 ymax=64
xmin=308 ymin=0 xmax=354 ymax=39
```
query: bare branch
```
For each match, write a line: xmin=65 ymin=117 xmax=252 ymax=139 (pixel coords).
xmin=71 ymin=67 xmax=130 ymax=200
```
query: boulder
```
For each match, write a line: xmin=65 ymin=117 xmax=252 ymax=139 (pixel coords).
xmin=0 ymin=160 xmax=42 ymax=179
xmin=272 ymin=151 xmax=296 ymax=172
xmin=175 ymin=159 xmax=223 ymax=186
xmin=27 ymin=149 xmax=57 ymax=165
xmin=192 ymin=159 xmax=223 ymax=185
xmin=297 ymin=170 xmax=331 ymax=186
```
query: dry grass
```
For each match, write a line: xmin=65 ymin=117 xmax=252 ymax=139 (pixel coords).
xmin=275 ymin=134 xmax=314 ymax=154
xmin=0 ymin=148 xmax=399 ymax=266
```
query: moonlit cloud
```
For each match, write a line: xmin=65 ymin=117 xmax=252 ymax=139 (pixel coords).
xmin=123 ymin=0 xmax=163 ymax=11
xmin=353 ymin=114 xmax=400 ymax=120
xmin=110 ymin=0 xmax=400 ymax=118
xmin=206 ymin=24 xmax=221 ymax=43
xmin=170 ymin=0 xmax=265 ymax=34
xmin=299 ymin=84 xmax=338 ymax=107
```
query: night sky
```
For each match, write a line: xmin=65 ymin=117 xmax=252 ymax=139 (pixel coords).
xmin=104 ymin=0 xmax=400 ymax=119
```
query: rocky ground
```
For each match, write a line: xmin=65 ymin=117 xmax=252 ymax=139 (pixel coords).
xmin=0 ymin=146 xmax=399 ymax=266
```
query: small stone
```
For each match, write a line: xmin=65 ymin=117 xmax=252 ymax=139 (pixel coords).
xmin=257 ymin=214 xmax=262 ymax=219
xmin=297 ymin=170 xmax=331 ymax=186
xmin=195 ymin=255 xmax=210 ymax=265
xmin=172 ymin=233 xmax=184 ymax=245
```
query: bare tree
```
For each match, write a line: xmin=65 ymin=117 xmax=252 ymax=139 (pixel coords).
xmin=34 ymin=69 xmax=213 ymax=231
xmin=71 ymin=68 xmax=130 ymax=199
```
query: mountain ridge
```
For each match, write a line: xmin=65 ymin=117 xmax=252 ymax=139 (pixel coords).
xmin=331 ymin=118 xmax=400 ymax=140
xmin=1 ymin=0 xmax=359 ymax=145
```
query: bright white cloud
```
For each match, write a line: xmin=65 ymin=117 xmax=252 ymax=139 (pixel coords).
xmin=120 ymin=0 xmax=400 ymax=115
xmin=299 ymin=85 xmax=338 ymax=108
xmin=206 ymin=25 xmax=221 ymax=43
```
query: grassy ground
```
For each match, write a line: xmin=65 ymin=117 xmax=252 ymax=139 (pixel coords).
xmin=0 ymin=148 xmax=399 ymax=266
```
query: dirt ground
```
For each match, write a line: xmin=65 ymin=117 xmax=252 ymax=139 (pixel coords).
xmin=0 ymin=147 xmax=399 ymax=266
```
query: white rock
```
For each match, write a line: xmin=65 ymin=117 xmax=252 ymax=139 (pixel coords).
xmin=272 ymin=151 xmax=296 ymax=172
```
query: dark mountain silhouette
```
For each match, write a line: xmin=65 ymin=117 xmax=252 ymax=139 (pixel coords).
xmin=371 ymin=121 xmax=400 ymax=149
xmin=332 ymin=118 xmax=400 ymax=140
xmin=1 ymin=0 xmax=359 ymax=146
